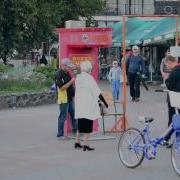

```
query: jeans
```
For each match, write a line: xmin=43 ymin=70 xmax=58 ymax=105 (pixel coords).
xmin=128 ymin=72 xmax=140 ymax=99
xmin=164 ymin=125 xmax=180 ymax=142
xmin=164 ymin=125 xmax=174 ymax=141
xmin=57 ymin=101 xmax=77 ymax=137
xmin=111 ymin=80 xmax=121 ymax=100
xmin=165 ymin=111 xmax=180 ymax=141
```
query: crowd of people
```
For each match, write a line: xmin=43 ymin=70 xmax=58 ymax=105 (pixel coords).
xmin=54 ymin=45 xmax=180 ymax=151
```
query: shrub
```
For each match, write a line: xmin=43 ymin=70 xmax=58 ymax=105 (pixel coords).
xmin=0 ymin=66 xmax=55 ymax=93
xmin=0 ymin=64 xmax=13 ymax=73
xmin=34 ymin=66 xmax=55 ymax=80
xmin=0 ymin=78 xmax=54 ymax=93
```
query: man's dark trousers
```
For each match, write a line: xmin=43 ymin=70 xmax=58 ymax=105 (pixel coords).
xmin=128 ymin=72 xmax=140 ymax=99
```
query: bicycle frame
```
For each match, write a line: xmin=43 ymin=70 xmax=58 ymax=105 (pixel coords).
xmin=118 ymin=91 xmax=180 ymax=175
xmin=130 ymin=122 xmax=166 ymax=160
xmin=129 ymin=105 xmax=180 ymax=160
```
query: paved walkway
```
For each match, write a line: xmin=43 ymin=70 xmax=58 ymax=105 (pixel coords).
xmin=0 ymin=81 xmax=179 ymax=180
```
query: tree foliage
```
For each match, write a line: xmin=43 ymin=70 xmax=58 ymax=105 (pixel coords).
xmin=0 ymin=0 xmax=105 ymax=63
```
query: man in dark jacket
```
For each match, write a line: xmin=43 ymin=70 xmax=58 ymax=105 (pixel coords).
xmin=165 ymin=55 xmax=180 ymax=125
xmin=126 ymin=46 xmax=145 ymax=102
xmin=163 ymin=55 xmax=180 ymax=143
xmin=55 ymin=58 xmax=77 ymax=139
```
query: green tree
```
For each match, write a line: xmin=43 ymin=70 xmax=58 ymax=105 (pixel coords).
xmin=0 ymin=0 xmax=19 ymax=64
xmin=0 ymin=3 xmax=3 ymax=55
xmin=15 ymin=0 xmax=49 ymax=55
xmin=53 ymin=0 xmax=105 ymax=27
xmin=0 ymin=0 xmax=105 ymax=63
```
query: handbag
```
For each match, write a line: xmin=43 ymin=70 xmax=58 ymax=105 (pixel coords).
xmin=98 ymin=100 xmax=108 ymax=115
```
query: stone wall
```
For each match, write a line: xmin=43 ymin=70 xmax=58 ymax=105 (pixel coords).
xmin=0 ymin=92 xmax=56 ymax=110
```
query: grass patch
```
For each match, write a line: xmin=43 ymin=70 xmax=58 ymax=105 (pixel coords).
xmin=0 ymin=78 xmax=53 ymax=94
xmin=0 ymin=64 xmax=13 ymax=73
xmin=0 ymin=65 xmax=55 ymax=94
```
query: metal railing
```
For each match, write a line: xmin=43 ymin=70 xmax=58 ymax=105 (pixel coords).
xmin=95 ymin=2 xmax=180 ymax=16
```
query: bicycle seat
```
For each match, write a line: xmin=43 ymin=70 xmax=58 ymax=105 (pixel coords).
xmin=139 ymin=116 xmax=154 ymax=123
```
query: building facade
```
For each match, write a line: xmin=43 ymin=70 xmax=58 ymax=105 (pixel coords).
xmin=104 ymin=0 xmax=154 ymax=15
xmin=94 ymin=0 xmax=180 ymax=80
xmin=102 ymin=0 xmax=180 ymax=16
xmin=154 ymin=0 xmax=180 ymax=15
xmin=94 ymin=0 xmax=180 ymax=27
xmin=94 ymin=0 xmax=155 ymax=28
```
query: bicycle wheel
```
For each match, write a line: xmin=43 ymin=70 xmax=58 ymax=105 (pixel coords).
xmin=171 ymin=141 xmax=180 ymax=176
xmin=118 ymin=128 xmax=145 ymax=168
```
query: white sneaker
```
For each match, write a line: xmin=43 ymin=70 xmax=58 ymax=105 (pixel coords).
xmin=161 ymin=84 xmax=166 ymax=88
xmin=57 ymin=136 xmax=66 ymax=140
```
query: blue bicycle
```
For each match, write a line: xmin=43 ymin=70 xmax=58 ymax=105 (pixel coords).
xmin=118 ymin=91 xmax=180 ymax=175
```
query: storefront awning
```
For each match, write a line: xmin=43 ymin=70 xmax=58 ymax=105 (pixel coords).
xmin=143 ymin=18 xmax=180 ymax=45
xmin=112 ymin=17 xmax=180 ymax=47
xmin=126 ymin=20 xmax=159 ymax=45
xmin=112 ymin=18 xmax=144 ymax=47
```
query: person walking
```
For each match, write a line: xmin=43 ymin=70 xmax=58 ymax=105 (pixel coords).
xmin=108 ymin=60 xmax=122 ymax=101
xmin=74 ymin=61 xmax=108 ymax=151
xmin=55 ymin=58 xmax=77 ymax=139
xmin=126 ymin=46 xmax=145 ymax=102
xmin=40 ymin=54 xmax=48 ymax=66
xmin=51 ymin=54 xmax=59 ymax=69
xmin=160 ymin=50 xmax=171 ymax=87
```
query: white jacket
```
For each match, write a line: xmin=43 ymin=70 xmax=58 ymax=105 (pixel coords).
xmin=75 ymin=72 xmax=101 ymax=120
xmin=108 ymin=67 xmax=122 ymax=81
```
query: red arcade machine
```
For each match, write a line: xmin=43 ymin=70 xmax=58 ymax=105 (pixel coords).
xmin=56 ymin=27 xmax=112 ymax=135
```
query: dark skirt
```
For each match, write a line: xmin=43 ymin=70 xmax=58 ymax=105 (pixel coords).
xmin=78 ymin=118 xmax=93 ymax=133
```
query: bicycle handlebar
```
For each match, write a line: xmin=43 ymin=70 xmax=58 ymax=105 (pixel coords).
xmin=154 ymin=89 xmax=169 ymax=93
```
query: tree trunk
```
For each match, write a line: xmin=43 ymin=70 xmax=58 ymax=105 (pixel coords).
xmin=2 ymin=56 xmax=7 ymax=65
xmin=2 ymin=49 xmax=8 ymax=64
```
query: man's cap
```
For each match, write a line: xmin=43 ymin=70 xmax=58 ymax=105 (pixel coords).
xmin=132 ymin=45 xmax=139 ymax=50
xmin=165 ymin=55 xmax=177 ymax=63
xmin=113 ymin=61 xmax=118 ymax=64
xmin=60 ymin=58 xmax=74 ymax=68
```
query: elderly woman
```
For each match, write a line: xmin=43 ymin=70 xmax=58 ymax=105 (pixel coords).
xmin=74 ymin=61 xmax=108 ymax=151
